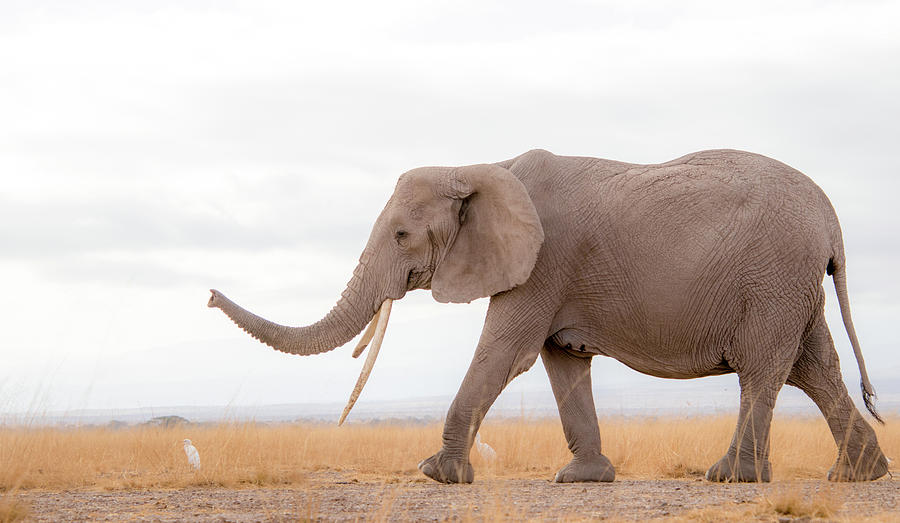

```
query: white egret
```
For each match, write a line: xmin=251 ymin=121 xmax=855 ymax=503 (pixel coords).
xmin=475 ymin=433 xmax=497 ymax=461
xmin=183 ymin=438 xmax=201 ymax=470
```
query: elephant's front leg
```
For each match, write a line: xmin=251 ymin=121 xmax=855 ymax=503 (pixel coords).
xmin=541 ymin=346 xmax=615 ymax=482
xmin=418 ymin=298 xmax=550 ymax=484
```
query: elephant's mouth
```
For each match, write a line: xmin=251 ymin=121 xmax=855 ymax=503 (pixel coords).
xmin=407 ymin=268 xmax=434 ymax=290
xmin=405 ymin=225 xmax=439 ymax=291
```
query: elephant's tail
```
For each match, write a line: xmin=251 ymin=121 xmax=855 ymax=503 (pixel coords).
xmin=829 ymin=257 xmax=884 ymax=424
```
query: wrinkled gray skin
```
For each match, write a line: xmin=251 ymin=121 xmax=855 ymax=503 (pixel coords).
xmin=208 ymin=149 xmax=888 ymax=484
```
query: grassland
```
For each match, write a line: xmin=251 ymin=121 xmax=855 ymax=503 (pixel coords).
xmin=1 ymin=415 xmax=898 ymax=521
xmin=3 ymin=415 xmax=898 ymax=490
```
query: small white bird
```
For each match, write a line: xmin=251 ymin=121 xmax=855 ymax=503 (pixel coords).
xmin=183 ymin=438 xmax=201 ymax=470
xmin=475 ymin=432 xmax=497 ymax=461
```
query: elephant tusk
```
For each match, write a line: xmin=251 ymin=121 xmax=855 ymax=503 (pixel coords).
xmin=351 ymin=307 xmax=382 ymax=359
xmin=339 ymin=299 xmax=392 ymax=425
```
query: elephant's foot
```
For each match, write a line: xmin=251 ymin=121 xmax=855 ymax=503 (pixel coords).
xmin=705 ymin=453 xmax=771 ymax=483
xmin=418 ymin=450 xmax=474 ymax=484
xmin=828 ymin=448 xmax=889 ymax=482
xmin=554 ymin=454 xmax=615 ymax=483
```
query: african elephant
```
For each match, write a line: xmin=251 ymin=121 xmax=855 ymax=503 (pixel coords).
xmin=208 ymin=149 xmax=888 ymax=484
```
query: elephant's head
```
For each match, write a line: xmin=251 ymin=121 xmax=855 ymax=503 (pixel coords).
xmin=208 ymin=162 xmax=544 ymax=421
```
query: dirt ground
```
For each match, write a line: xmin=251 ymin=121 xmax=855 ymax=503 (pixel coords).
xmin=12 ymin=471 xmax=900 ymax=522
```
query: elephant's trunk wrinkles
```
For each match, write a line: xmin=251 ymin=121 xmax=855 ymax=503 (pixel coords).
xmin=208 ymin=289 xmax=376 ymax=355
xmin=207 ymin=258 xmax=382 ymax=357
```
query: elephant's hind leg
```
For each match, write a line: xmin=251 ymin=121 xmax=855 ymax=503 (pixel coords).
xmin=786 ymin=314 xmax=887 ymax=481
xmin=706 ymin=316 xmax=796 ymax=483
xmin=705 ymin=370 xmax=786 ymax=482
xmin=541 ymin=345 xmax=614 ymax=482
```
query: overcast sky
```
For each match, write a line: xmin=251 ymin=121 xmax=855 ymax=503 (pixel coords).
xmin=1 ymin=1 xmax=899 ymax=417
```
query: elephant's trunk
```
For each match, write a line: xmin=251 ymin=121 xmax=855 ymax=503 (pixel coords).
xmin=208 ymin=253 xmax=382 ymax=356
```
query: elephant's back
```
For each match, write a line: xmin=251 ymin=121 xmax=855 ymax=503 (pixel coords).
xmin=512 ymin=148 xmax=836 ymax=279
xmin=607 ymin=149 xmax=833 ymax=249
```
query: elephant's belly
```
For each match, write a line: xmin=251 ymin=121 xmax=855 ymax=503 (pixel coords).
xmin=603 ymin=348 xmax=734 ymax=379
xmin=548 ymin=328 xmax=734 ymax=379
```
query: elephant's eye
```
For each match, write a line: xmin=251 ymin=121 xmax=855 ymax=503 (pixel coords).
xmin=395 ymin=230 xmax=408 ymax=243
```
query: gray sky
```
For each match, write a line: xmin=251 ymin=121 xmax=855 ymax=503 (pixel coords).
xmin=1 ymin=0 xmax=899 ymax=415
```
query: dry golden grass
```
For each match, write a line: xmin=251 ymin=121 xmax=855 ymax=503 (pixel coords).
xmin=654 ymin=483 xmax=846 ymax=522
xmin=0 ymin=415 xmax=896 ymax=491
xmin=0 ymin=493 xmax=29 ymax=523
xmin=761 ymin=483 xmax=842 ymax=519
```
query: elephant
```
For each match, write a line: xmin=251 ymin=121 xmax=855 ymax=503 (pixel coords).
xmin=208 ymin=148 xmax=888 ymax=484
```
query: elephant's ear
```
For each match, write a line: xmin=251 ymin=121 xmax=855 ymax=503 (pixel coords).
xmin=432 ymin=164 xmax=544 ymax=304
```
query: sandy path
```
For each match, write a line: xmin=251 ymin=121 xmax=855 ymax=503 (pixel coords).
xmin=15 ymin=473 xmax=900 ymax=521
